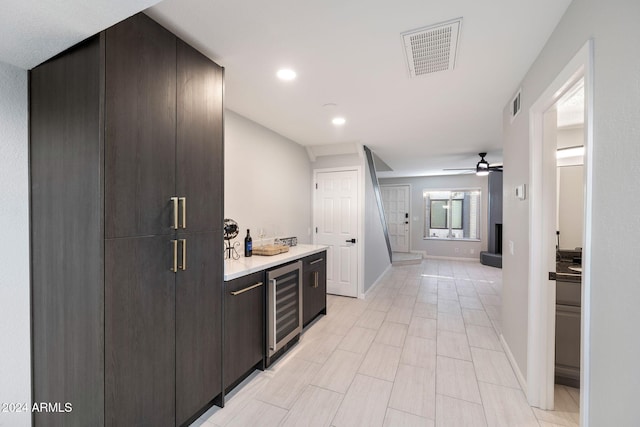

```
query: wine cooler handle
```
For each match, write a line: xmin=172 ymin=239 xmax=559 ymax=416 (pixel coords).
xmin=269 ymin=278 xmax=277 ymax=352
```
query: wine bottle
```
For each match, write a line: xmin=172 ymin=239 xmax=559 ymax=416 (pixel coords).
xmin=244 ymin=229 xmax=253 ymax=257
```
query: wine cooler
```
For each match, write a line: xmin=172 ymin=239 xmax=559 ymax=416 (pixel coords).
xmin=267 ymin=261 xmax=303 ymax=359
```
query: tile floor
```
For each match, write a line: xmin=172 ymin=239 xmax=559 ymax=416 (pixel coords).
xmin=193 ymin=260 xmax=580 ymax=427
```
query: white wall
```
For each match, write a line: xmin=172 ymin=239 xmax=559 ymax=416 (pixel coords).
xmin=224 ymin=110 xmax=312 ymax=247
xmin=364 ymin=157 xmax=391 ymax=292
xmin=379 ymin=174 xmax=489 ymax=259
xmin=0 ymin=60 xmax=30 ymax=426
xmin=501 ymin=0 xmax=640 ymax=424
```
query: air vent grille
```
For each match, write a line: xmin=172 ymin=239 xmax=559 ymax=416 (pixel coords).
xmin=402 ymin=18 xmax=462 ymax=78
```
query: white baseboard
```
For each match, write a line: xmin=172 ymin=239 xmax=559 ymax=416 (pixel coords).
xmin=500 ymin=333 xmax=528 ymax=393
xmin=361 ymin=264 xmax=392 ymax=299
xmin=423 ymin=254 xmax=479 ymax=262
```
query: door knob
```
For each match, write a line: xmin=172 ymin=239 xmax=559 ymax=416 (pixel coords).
xmin=345 ymin=238 xmax=356 ymax=243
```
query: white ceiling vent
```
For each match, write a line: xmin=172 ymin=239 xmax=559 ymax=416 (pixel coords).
xmin=402 ymin=18 xmax=462 ymax=78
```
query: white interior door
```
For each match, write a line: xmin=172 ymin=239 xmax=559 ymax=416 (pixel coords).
xmin=381 ymin=185 xmax=410 ymax=252
xmin=314 ymin=170 xmax=359 ymax=297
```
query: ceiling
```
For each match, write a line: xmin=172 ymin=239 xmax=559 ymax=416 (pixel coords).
xmin=2 ymin=0 xmax=572 ymax=177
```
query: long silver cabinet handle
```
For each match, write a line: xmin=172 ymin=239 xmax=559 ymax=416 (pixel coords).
xmin=310 ymin=258 xmax=324 ymax=265
xmin=179 ymin=197 xmax=186 ymax=229
xmin=269 ymin=279 xmax=277 ymax=352
xmin=179 ymin=239 xmax=187 ymax=271
xmin=313 ymin=271 xmax=319 ymax=288
xmin=171 ymin=197 xmax=179 ymax=230
xmin=171 ymin=240 xmax=178 ymax=273
xmin=230 ymin=282 xmax=264 ymax=296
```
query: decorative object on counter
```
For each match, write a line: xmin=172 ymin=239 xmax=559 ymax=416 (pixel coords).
xmin=275 ymin=236 xmax=298 ymax=247
xmin=244 ymin=229 xmax=253 ymax=257
xmin=253 ymin=244 xmax=289 ymax=256
xmin=224 ymin=218 xmax=241 ymax=260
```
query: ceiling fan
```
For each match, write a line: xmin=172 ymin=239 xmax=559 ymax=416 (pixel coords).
xmin=443 ymin=152 xmax=503 ymax=176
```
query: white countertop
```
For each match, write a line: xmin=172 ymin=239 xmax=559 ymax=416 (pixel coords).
xmin=224 ymin=244 xmax=328 ymax=281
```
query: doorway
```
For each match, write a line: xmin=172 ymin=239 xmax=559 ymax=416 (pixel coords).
xmin=381 ymin=185 xmax=410 ymax=253
xmin=314 ymin=169 xmax=360 ymax=298
xmin=528 ymin=40 xmax=593 ymax=423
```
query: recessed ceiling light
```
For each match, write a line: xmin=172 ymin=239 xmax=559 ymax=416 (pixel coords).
xmin=276 ymin=69 xmax=296 ymax=81
xmin=332 ymin=117 xmax=346 ymax=126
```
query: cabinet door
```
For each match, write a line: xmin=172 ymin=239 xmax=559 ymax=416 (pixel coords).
xmin=105 ymin=235 xmax=175 ymax=427
xmin=105 ymin=14 xmax=177 ymax=239
xmin=303 ymin=252 xmax=327 ymax=326
xmin=176 ymin=39 xmax=224 ymax=233
xmin=224 ymin=271 xmax=265 ymax=389
xmin=176 ymin=231 xmax=223 ymax=425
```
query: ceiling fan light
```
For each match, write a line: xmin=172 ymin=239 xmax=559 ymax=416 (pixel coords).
xmin=476 ymin=170 xmax=489 ymax=177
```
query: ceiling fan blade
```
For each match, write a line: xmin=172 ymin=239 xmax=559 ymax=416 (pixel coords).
xmin=443 ymin=168 xmax=475 ymax=171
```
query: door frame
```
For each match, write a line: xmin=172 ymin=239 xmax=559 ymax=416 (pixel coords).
xmin=312 ymin=166 xmax=364 ymax=299
xmin=380 ymin=184 xmax=412 ymax=253
xmin=527 ymin=40 xmax=593 ymax=423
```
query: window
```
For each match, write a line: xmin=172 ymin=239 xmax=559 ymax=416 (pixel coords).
xmin=424 ymin=190 xmax=481 ymax=240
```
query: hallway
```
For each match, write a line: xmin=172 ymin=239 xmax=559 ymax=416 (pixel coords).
xmin=194 ymin=260 xmax=579 ymax=426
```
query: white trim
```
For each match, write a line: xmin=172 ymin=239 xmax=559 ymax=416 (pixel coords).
xmin=500 ymin=333 xmax=528 ymax=392
xmin=312 ymin=165 xmax=364 ymax=300
xmin=423 ymin=254 xmax=478 ymax=262
xmin=527 ymin=40 xmax=593 ymax=420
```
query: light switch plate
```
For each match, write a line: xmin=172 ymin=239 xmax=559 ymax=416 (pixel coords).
xmin=515 ymin=184 xmax=526 ymax=200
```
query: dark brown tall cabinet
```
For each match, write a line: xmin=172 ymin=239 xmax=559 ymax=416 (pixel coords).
xmin=30 ymin=14 xmax=224 ymax=427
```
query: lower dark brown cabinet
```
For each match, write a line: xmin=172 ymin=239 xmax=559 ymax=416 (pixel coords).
xmin=302 ymin=251 xmax=327 ymax=326
xmin=224 ymin=271 xmax=265 ymax=390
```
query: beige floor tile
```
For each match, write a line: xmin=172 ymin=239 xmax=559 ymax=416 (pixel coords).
xmin=479 ymin=381 xmax=539 ymax=427
xmin=393 ymin=295 xmax=417 ymax=309
xmin=471 ymin=347 xmax=520 ymax=389
xmin=474 ymin=282 xmax=498 ymax=295
xmin=203 ymin=372 xmax=269 ymax=426
xmin=466 ymin=325 xmax=502 ymax=351
xmin=386 ymin=305 xmax=413 ymax=325
xmin=416 ymin=291 xmax=438 ymax=305
xmin=479 ymin=294 xmax=501 ymax=307
xmin=565 ymin=385 xmax=580 ymax=407
xmin=459 ymin=296 xmax=484 ymax=310
xmin=537 ymin=421 xmax=571 ymax=427
xmin=332 ymin=374 xmax=393 ymax=427
xmin=413 ymin=302 xmax=438 ymax=319
xmin=484 ymin=304 xmax=501 ymax=321
xmin=461 ymin=308 xmax=492 ymax=327
xmin=456 ymin=285 xmax=478 ymax=298
xmin=532 ymin=384 xmax=580 ymax=426
xmin=436 ymin=299 xmax=461 ymax=314
xmin=407 ymin=316 xmax=437 ymax=340
xmin=400 ymin=336 xmax=436 ymax=369
xmin=225 ymin=400 xmax=287 ymax=427
xmin=399 ymin=284 xmax=420 ymax=297
xmin=295 ymin=331 xmax=343 ymax=364
xmin=436 ymin=330 xmax=471 ymax=361
xmin=322 ymin=312 xmax=360 ymax=336
xmin=358 ymin=342 xmax=403 ymax=381
xmin=338 ymin=326 xmax=377 ymax=354
xmin=438 ymin=288 xmax=459 ymax=302
xmin=355 ymin=309 xmax=387 ymax=330
xmin=311 ymin=349 xmax=364 ymax=393
xmin=436 ymin=356 xmax=481 ymax=404
xmin=437 ymin=311 xmax=466 ymax=333
xmin=368 ymin=296 xmax=394 ymax=312
xmin=280 ymin=385 xmax=343 ymax=427
xmin=435 ymin=394 xmax=487 ymax=427
xmin=375 ymin=321 xmax=408 ymax=347
xmin=383 ymin=408 xmax=434 ymax=427
xmin=388 ymin=364 xmax=436 ymax=419
xmin=258 ymin=357 xmax=322 ymax=409
xmin=437 ymin=280 xmax=457 ymax=291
